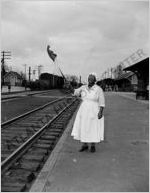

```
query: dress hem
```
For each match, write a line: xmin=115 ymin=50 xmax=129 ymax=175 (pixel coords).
xmin=72 ymin=136 xmax=104 ymax=143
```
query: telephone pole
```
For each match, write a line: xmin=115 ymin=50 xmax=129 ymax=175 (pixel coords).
xmin=110 ymin=68 xmax=113 ymax=79
xmin=1 ymin=51 xmax=11 ymax=86
xmin=32 ymin=69 xmax=36 ymax=81
xmin=37 ymin=65 xmax=43 ymax=79
xmin=29 ymin=66 xmax=31 ymax=81
xmin=23 ymin=64 xmax=27 ymax=80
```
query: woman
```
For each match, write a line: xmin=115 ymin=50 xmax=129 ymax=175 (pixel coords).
xmin=71 ymin=73 xmax=105 ymax=152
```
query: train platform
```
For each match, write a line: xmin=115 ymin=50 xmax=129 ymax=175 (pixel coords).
xmin=114 ymin=91 xmax=149 ymax=104
xmin=30 ymin=92 xmax=149 ymax=192
xmin=1 ymin=86 xmax=30 ymax=93
xmin=1 ymin=87 xmax=33 ymax=100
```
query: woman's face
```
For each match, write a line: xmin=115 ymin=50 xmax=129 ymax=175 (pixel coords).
xmin=88 ymin=75 xmax=96 ymax=86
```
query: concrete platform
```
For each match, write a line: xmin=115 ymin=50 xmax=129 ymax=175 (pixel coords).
xmin=1 ymin=86 xmax=29 ymax=93
xmin=30 ymin=93 xmax=149 ymax=192
xmin=114 ymin=91 xmax=149 ymax=104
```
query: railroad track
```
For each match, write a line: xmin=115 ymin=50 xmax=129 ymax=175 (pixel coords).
xmin=1 ymin=96 xmax=80 ymax=192
xmin=1 ymin=96 xmax=75 ymax=160
xmin=1 ymin=90 xmax=60 ymax=102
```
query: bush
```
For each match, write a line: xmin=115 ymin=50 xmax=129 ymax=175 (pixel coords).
xmin=22 ymin=79 xmax=27 ymax=87
xmin=27 ymin=81 xmax=39 ymax=90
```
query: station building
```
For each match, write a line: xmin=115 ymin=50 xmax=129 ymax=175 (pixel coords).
xmin=115 ymin=71 xmax=138 ymax=92
xmin=4 ymin=71 xmax=23 ymax=86
xmin=123 ymin=57 xmax=149 ymax=99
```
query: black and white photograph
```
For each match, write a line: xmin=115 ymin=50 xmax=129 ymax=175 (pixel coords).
xmin=1 ymin=0 xmax=149 ymax=192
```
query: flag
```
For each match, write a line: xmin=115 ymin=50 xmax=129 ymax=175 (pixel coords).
xmin=47 ymin=45 xmax=57 ymax=62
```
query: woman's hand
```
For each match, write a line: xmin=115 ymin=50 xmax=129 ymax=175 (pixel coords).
xmin=68 ymin=84 xmax=74 ymax=94
xmin=98 ymin=106 xmax=104 ymax=119
xmin=98 ymin=111 xmax=103 ymax=119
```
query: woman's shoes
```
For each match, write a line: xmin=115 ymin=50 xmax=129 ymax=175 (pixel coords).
xmin=90 ymin=146 xmax=96 ymax=153
xmin=79 ymin=145 xmax=88 ymax=152
xmin=79 ymin=145 xmax=96 ymax=152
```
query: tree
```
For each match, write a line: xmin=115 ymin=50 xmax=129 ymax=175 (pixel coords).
xmin=20 ymin=71 xmax=26 ymax=80
xmin=65 ymin=74 xmax=79 ymax=87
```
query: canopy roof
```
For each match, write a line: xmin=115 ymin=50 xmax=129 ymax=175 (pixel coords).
xmin=115 ymin=71 xmax=134 ymax=81
xmin=123 ymin=57 xmax=149 ymax=72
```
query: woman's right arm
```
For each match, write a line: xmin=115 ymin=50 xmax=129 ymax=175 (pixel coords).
xmin=73 ymin=86 xmax=83 ymax=97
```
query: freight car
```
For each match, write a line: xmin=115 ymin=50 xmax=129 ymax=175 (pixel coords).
xmin=39 ymin=73 xmax=64 ymax=89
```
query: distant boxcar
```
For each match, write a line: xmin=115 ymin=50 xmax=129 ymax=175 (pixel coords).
xmin=39 ymin=73 xmax=64 ymax=89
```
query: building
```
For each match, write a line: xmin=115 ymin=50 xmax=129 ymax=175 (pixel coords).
xmin=4 ymin=71 xmax=23 ymax=86
xmin=115 ymin=71 xmax=138 ymax=92
xmin=124 ymin=57 xmax=149 ymax=99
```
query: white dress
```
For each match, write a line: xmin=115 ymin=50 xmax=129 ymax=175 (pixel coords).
xmin=71 ymin=84 xmax=105 ymax=143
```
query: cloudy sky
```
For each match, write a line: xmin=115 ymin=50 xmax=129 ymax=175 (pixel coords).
xmin=1 ymin=0 xmax=149 ymax=81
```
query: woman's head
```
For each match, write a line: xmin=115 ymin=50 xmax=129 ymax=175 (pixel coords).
xmin=88 ymin=73 xmax=97 ymax=86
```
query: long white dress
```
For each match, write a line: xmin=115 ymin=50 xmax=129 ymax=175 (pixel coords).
xmin=71 ymin=84 xmax=105 ymax=143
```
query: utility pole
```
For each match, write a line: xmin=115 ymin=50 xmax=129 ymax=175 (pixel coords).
xmin=1 ymin=51 xmax=11 ymax=86
xmin=23 ymin=64 xmax=27 ymax=80
xmin=108 ymin=68 xmax=110 ymax=78
xmin=113 ymin=68 xmax=117 ymax=79
xmin=37 ymin=65 xmax=43 ymax=79
xmin=110 ymin=68 xmax=113 ymax=79
xmin=32 ymin=69 xmax=36 ymax=81
xmin=29 ymin=66 xmax=31 ymax=81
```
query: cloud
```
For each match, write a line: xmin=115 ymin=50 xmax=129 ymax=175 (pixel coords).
xmin=1 ymin=0 xmax=149 ymax=81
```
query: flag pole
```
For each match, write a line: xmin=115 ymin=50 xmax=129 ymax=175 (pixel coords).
xmin=54 ymin=57 xmax=66 ymax=81
xmin=52 ymin=59 xmax=56 ymax=89
xmin=54 ymin=58 xmax=74 ymax=91
xmin=47 ymin=45 xmax=73 ymax=91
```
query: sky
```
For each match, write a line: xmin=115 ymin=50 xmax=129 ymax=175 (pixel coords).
xmin=1 ymin=0 xmax=149 ymax=81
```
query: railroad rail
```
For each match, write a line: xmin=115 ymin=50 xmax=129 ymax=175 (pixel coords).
xmin=1 ymin=90 xmax=60 ymax=101
xmin=1 ymin=97 xmax=80 ymax=192
xmin=2 ymin=97 xmax=65 ymax=127
xmin=2 ymin=97 xmax=73 ymax=160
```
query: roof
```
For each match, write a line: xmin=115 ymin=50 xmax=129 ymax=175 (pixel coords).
xmin=4 ymin=71 xmax=22 ymax=79
xmin=115 ymin=71 xmax=134 ymax=81
xmin=123 ymin=57 xmax=149 ymax=71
